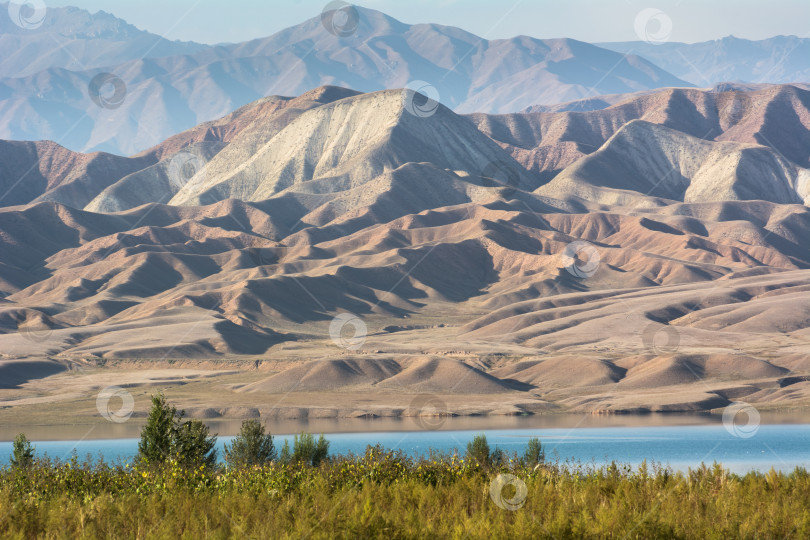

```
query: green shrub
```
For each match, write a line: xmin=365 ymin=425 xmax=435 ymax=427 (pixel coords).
xmin=136 ymin=393 xmax=216 ymax=469
xmin=137 ymin=393 xmax=182 ymax=465
xmin=279 ymin=438 xmax=292 ymax=464
xmin=523 ymin=437 xmax=544 ymax=467
xmin=224 ymin=419 xmax=277 ymax=468
xmin=291 ymin=432 xmax=329 ymax=466
xmin=465 ymin=433 xmax=491 ymax=466
xmin=10 ymin=433 xmax=34 ymax=468
xmin=174 ymin=419 xmax=217 ymax=470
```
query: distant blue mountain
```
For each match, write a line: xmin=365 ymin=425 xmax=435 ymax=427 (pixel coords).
xmin=598 ymin=36 xmax=810 ymax=86
xmin=0 ymin=1 xmax=207 ymax=78
xmin=0 ymin=5 xmax=691 ymax=155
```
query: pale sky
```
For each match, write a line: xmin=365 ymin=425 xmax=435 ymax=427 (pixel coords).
xmin=42 ymin=0 xmax=810 ymax=45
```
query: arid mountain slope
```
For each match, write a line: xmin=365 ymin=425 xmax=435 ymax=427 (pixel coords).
xmin=470 ymin=85 xmax=810 ymax=180
xmin=537 ymin=120 xmax=810 ymax=205
xmin=85 ymin=86 xmax=362 ymax=212
xmin=0 ymin=140 xmax=154 ymax=208
xmin=0 ymin=86 xmax=360 ymax=212
xmin=168 ymin=89 xmax=538 ymax=208
xmin=2 ymin=84 xmax=810 ymax=416
xmin=5 ymin=85 xmax=808 ymax=213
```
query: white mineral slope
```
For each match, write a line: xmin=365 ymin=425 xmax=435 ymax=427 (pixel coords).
xmin=537 ymin=120 xmax=810 ymax=206
xmin=168 ymin=89 xmax=539 ymax=208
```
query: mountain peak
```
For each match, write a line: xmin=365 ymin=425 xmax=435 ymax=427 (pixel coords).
xmin=540 ymin=118 xmax=809 ymax=205
xmin=296 ymin=85 xmax=363 ymax=104
xmin=1 ymin=2 xmax=143 ymax=39
xmin=159 ymin=87 xmax=537 ymax=211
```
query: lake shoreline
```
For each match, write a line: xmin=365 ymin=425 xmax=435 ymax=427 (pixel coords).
xmin=2 ymin=423 xmax=810 ymax=474
xmin=3 ymin=409 xmax=810 ymax=442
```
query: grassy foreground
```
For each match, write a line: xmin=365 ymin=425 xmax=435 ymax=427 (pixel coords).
xmin=1 ymin=448 xmax=809 ymax=539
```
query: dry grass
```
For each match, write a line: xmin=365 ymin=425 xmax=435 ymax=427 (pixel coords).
xmin=1 ymin=448 xmax=809 ymax=539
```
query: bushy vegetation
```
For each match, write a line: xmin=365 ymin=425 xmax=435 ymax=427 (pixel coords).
xmin=10 ymin=434 xmax=34 ymax=469
xmin=137 ymin=393 xmax=217 ymax=469
xmin=2 ymin=451 xmax=810 ymax=538
xmin=3 ymin=396 xmax=810 ymax=538
xmin=281 ymin=432 xmax=330 ymax=466
xmin=465 ymin=433 xmax=523 ymax=467
xmin=224 ymin=419 xmax=277 ymax=468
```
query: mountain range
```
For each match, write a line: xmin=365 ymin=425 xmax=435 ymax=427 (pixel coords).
xmin=1 ymin=79 xmax=810 ymax=416
xmin=599 ymin=36 xmax=810 ymax=87
xmin=1 ymin=4 xmax=810 ymax=420
xmin=0 ymin=3 xmax=701 ymax=155
xmin=0 ymin=2 xmax=206 ymax=78
xmin=4 ymin=4 xmax=809 ymax=157
xmin=474 ymin=84 xmax=810 ymax=182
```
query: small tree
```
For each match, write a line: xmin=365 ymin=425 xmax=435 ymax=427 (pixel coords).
xmin=291 ymin=432 xmax=329 ymax=466
xmin=137 ymin=393 xmax=217 ymax=468
xmin=465 ymin=433 xmax=492 ymax=466
xmin=224 ymin=419 xmax=276 ymax=468
xmin=137 ymin=393 xmax=182 ymax=465
xmin=490 ymin=446 xmax=508 ymax=467
xmin=523 ymin=437 xmax=544 ymax=467
xmin=279 ymin=439 xmax=292 ymax=464
xmin=174 ymin=419 xmax=218 ymax=470
xmin=10 ymin=433 xmax=34 ymax=468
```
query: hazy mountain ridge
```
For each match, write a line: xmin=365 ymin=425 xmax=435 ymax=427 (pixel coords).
xmin=0 ymin=1 xmax=207 ymax=78
xmin=0 ymin=5 xmax=691 ymax=155
xmin=599 ymin=35 xmax=810 ymax=87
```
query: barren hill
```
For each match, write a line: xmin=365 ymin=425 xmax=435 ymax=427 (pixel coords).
xmin=2 ymin=84 xmax=810 ymax=420
xmin=470 ymin=85 xmax=810 ymax=181
xmin=85 ymin=86 xmax=362 ymax=213
xmin=537 ymin=120 xmax=810 ymax=205
xmin=167 ymin=89 xmax=537 ymax=208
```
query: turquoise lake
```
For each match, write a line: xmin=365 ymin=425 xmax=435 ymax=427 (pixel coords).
xmin=2 ymin=422 xmax=809 ymax=474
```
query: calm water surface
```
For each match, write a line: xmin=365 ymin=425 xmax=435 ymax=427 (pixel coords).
xmin=2 ymin=413 xmax=809 ymax=473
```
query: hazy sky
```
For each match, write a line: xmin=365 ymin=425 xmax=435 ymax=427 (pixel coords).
xmin=44 ymin=0 xmax=810 ymax=45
